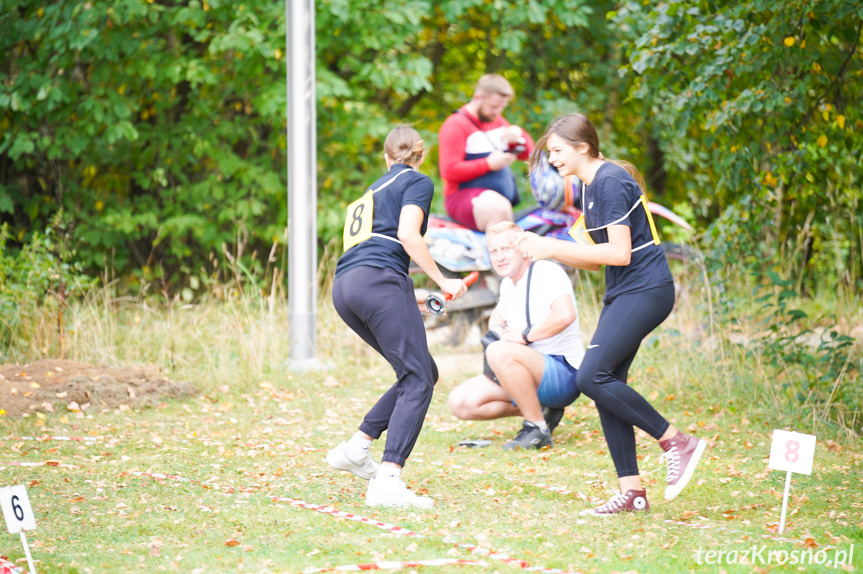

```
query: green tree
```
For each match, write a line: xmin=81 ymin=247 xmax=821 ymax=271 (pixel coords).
xmin=1 ymin=0 xmax=287 ymax=289
xmin=3 ymin=0 xmax=604 ymax=286
xmin=7 ymin=0 xmax=858 ymax=295
xmin=616 ymin=0 xmax=863 ymax=290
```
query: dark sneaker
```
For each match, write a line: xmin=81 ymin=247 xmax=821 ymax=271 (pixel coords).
xmin=660 ymin=432 xmax=706 ymax=500
xmin=502 ymin=421 xmax=552 ymax=451
xmin=580 ymin=489 xmax=649 ymax=517
xmin=542 ymin=406 xmax=565 ymax=435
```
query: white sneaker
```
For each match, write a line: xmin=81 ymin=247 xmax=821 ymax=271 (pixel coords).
xmin=326 ymin=441 xmax=379 ymax=480
xmin=365 ymin=474 xmax=434 ymax=509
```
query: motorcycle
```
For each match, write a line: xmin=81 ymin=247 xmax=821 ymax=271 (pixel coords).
xmin=412 ymin=184 xmax=697 ymax=345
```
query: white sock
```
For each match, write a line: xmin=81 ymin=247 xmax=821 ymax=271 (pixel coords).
xmin=348 ymin=433 xmax=372 ymax=451
xmin=529 ymin=419 xmax=548 ymax=432
xmin=379 ymin=467 xmax=401 ymax=480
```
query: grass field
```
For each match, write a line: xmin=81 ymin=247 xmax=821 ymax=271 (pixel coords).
xmin=1 ymin=279 xmax=861 ymax=573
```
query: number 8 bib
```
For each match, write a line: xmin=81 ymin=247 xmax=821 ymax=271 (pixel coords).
xmin=342 ymin=168 xmax=416 ymax=252
xmin=343 ymin=193 xmax=374 ymax=252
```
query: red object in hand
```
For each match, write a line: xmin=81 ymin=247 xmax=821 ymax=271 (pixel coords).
xmin=444 ymin=271 xmax=478 ymax=301
xmin=426 ymin=271 xmax=479 ymax=315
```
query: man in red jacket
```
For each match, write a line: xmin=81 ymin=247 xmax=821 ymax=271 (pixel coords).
xmin=438 ymin=74 xmax=534 ymax=231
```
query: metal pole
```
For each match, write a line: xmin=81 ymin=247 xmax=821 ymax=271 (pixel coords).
xmin=287 ymin=0 xmax=317 ymax=361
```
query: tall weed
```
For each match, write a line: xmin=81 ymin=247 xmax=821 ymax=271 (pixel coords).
xmin=747 ymin=272 xmax=861 ymax=434
xmin=3 ymin=236 xmax=860 ymax=438
xmin=0 ymin=213 xmax=94 ymax=362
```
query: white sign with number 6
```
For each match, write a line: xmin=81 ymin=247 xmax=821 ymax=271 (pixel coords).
xmin=768 ymin=430 xmax=816 ymax=475
xmin=0 ymin=485 xmax=37 ymax=533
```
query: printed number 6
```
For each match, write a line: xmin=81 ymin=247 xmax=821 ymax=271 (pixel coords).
xmin=784 ymin=439 xmax=800 ymax=463
xmin=11 ymin=494 xmax=25 ymax=521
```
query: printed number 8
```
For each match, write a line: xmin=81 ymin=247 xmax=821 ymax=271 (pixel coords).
xmin=784 ymin=439 xmax=800 ymax=463
xmin=11 ymin=494 xmax=24 ymax=521
xmin=349 ymin=204 xmax=365 ymax=237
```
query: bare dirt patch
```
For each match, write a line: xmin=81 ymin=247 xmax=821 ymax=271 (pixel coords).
xmin=0 ymin=359 xmax=197 ymax=417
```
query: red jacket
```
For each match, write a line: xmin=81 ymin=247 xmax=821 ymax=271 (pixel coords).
xmin=438 ymin=107 xmax=534 ymax=200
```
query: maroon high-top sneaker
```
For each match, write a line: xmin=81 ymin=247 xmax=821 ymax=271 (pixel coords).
xmin=580 ymin=489 xmax=649 ymax=517
xmin=660 ymin=432 xmax=706 ymax=501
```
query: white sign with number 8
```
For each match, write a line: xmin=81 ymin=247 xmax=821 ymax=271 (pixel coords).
xmin=768 ymin=430 xmax=816 ymax=475
xmin=1 ymin=485 xmax=37 ymax=533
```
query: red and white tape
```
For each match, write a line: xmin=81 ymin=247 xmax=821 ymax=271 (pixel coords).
xmin=131 ymin=472 xmax=193 ymax=483
xmin=229 ymin=442 xmax=570 ymax=492
xmin=302 ymin=558 xmax=487 ymax=573
xmin=126 ymin=468 xmax=841 ymax=572
xmin=0 ymin=557 xmax=27 ymax=574
xmin=291 ymin=447 xmax=828 ymax=549
xmin=133 ymin=471 xmax=580 ymax=574
xmin=275 ymin=494 xmax=580 ymax=574
xmin=2 ymin=461 xmax=78 ymax=468
xmin=6 ymin=444 xmax=830 ymax=552
xmin=129 ymin=472 xmax=254 ymax=495
xmin=376 ymin=458 xmax=579 ymax=497
xmin=272 ymin=497 xmax=419 ymax=536
xmin=1 ymin=436 xmax=100 ymax=442
xmin=414 ymin=456 xmax=827 ymax=549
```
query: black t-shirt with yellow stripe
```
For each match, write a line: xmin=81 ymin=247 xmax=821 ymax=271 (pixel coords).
xmin=583 ymin=162 xmax=673 ymax=304
xmin=336 ymin=164 xmax=433 ymax=278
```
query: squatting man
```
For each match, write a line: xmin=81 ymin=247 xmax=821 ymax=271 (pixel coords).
xmin=448 ymin=221 xmax=585 ymax=449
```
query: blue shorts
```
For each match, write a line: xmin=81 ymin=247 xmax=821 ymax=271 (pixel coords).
xmin=507 ymin=354 xmax=579 ymax=409
xmin=537 ymin=354 xmax=580 ymax=408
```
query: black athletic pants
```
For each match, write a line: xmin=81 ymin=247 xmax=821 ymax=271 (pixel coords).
xmin=575 ymin=283 xmax=675 ymax=478
xmin=332 ymin=265 xmax=438 ymax=467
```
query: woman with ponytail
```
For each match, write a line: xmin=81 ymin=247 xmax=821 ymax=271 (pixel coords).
xmin=327 ymin=125 xmax=467 ymax=509
xmin=516 ymin=113 xmax=705 ymax=516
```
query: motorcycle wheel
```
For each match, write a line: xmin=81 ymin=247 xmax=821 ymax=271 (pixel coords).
xmin=446 ymin=308 xmax=481 ymax=346
xmin=662 ymin=242 xmax=703 ymax=263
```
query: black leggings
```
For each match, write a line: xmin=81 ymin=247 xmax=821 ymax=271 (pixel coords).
xmin=575 ymin=284 xmax=675 ymax=478
xmin=331 ymin=265 xmax=438 ymax=467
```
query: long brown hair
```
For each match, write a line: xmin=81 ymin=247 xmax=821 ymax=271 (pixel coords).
xmin=529 ymin=112 xmax=647 ymax=192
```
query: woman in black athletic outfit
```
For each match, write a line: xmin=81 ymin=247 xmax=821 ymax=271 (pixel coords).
xmin=516 ymin=113 xmax=705 ymax=516
xmin=326 ymin=125 xmax=466 ymax=509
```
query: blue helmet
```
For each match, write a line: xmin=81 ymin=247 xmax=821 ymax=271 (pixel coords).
xmin=529 ymin=151 xmax=566 ymax=211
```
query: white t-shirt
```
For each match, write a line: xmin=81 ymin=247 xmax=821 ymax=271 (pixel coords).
xmin=495 ymin=260 xmax=585 ymax=369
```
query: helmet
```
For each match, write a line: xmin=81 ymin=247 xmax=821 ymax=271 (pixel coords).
xmin=529 ymin=152 xmax=565 ymax=211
